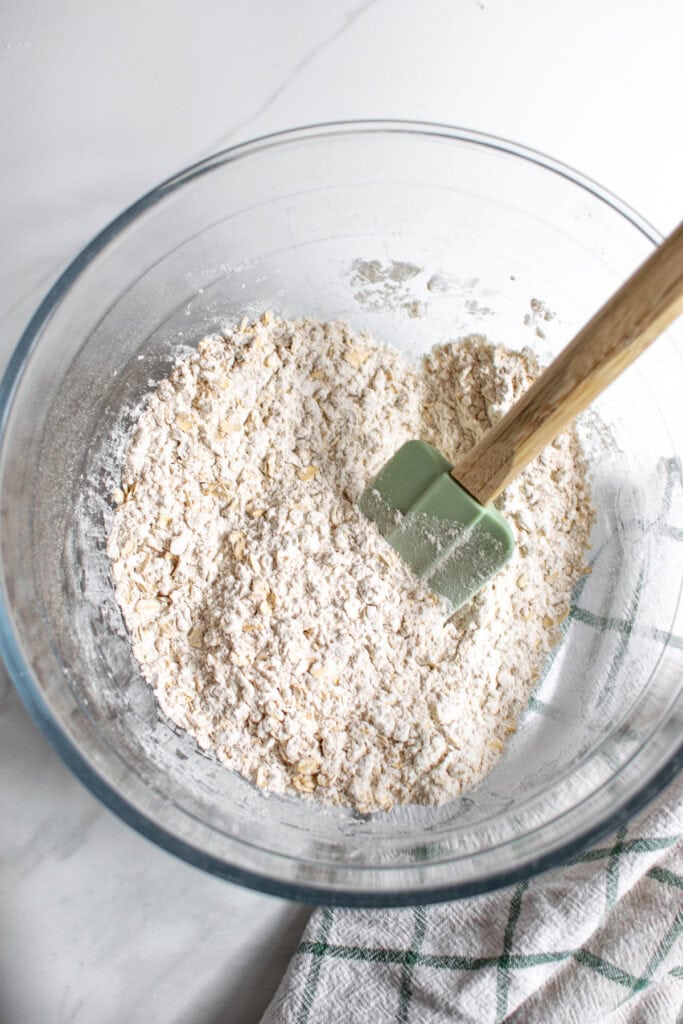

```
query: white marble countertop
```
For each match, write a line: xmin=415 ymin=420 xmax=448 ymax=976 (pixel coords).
xmin=1 ymin=2 xmax=681 ymax=1021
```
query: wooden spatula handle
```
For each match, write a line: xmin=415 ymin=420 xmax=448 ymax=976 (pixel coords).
xmin=453 ymin=221 xmax=683 ymax=505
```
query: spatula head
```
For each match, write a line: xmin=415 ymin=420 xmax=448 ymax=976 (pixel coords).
xmin=359 ymin=440 xmax=515 ymax=610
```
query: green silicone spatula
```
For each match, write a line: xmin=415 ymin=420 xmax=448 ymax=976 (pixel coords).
xmin=360 ymin=221 xmax=683 ymax=610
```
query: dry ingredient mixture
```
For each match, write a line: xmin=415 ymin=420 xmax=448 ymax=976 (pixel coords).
xmin=107 ymin=315 xmax=593 ymax=813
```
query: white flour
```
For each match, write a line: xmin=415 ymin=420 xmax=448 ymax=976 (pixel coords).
xmin=107 ymin=315 xmax=593 ymax=813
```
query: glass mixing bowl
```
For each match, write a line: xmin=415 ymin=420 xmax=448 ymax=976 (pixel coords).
xmin=1 ymin=122 xmax=681 ymax=905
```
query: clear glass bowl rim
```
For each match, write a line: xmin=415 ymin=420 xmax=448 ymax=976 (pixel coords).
xmin=1 ymin=120 xmax=681 ymax=906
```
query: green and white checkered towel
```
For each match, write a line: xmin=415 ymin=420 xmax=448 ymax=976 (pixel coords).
xmin=263 ymin=778 xmax=682 ymax=1024
xmin=263 ymin=457 xmax=683 ymax=1024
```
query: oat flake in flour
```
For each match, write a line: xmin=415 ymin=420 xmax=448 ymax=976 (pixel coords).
xmin=107 ymin=315 xmax=593 ymax=814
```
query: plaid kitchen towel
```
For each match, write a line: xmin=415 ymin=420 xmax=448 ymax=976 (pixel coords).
xmin=262 ymin=458 xmax=683 ymax=1024
xmin=262 ymin=777 xmax=682 ymax=1024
